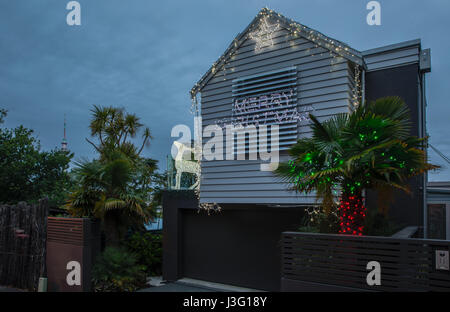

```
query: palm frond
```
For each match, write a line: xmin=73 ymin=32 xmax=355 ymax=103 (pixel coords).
xmin=276 ymin=96 xmax=438 ymax=216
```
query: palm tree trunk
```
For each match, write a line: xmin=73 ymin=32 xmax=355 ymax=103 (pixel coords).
xmin=103 ymin=211 xmax=122 ymax=247
xmin=338 ymin=190 xmax=366 ymax=235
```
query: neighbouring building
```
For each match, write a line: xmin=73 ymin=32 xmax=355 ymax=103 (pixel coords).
xmin=164 ymin=8 xmax=433 ymax=291
xmin=427 ymin=181 xmax=450 ymax=240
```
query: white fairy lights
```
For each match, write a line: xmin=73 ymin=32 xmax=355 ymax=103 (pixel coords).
xmin=352 ymin=65 xmax=362 ymax=107
xmin=190 ymin=8 xmax=363 ymax=104
xmin=188 ymin=8 xmax=364 ymax=211
xmin=248 ymin=15 xmax=280 ymax=52
xmin=215 ymin=89 xmax=314 ymax=128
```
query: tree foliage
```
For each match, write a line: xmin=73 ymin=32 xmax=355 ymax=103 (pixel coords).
xmin=126 ymin=232 xmax=162 ymax=276
xmin=276 ymin=97 xmax=438 ymax=234
xmin=66 ymin=105 xmax=163 ymax=246
xmin=86 ymin=105 xmax=151 ymax=162
xmin=92 ymin=246 xmax=147 ymax=292
xmin=0 ymin=111 xmax=73 ymax=206
xmin=0 ymin=109 xmax=6 ymax=124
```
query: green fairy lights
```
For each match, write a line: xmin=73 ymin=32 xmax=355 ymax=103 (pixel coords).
xmin=277 ymin=97 xmax=438 ymax=236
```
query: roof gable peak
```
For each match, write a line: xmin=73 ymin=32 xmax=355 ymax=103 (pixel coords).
xmin=190 ymin=7 xmax=363 ymax=100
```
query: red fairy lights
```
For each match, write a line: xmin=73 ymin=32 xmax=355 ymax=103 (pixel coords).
xmin=338 ymin=195 xmax=366 ymax=236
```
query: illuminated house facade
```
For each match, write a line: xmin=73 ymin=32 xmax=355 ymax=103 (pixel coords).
xmin=192 ymin=9 xmax=365 ymax=205
xmin=191 ymin=8 xmax=431 ymax=225
xmin=164 ymin=8 xmax=432 ymax=291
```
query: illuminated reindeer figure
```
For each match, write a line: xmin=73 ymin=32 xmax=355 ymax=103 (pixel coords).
xmin=173 ymin=141 xmax=200 ymax=190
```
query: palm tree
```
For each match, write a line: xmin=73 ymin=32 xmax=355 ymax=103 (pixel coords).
xmin=66 ymin=105 xmax=159 ymax=246
xmin=276 ymin=97 xmax=438 ymax=235
xmin=86 ymin=105 xmax=152 ymax=162
xmin=66 ymin=152 xmax=155 ymax=246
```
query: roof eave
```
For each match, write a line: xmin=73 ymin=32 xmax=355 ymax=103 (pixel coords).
xmin=190 ymin=8 xmax=364 ymax=98
xmin=362 ymin=39 xmax=422 ymax=56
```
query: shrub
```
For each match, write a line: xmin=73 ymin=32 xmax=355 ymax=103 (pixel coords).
xmin=363 ymin=209 xmax=401 ymax=236
xmin=126 ymin=232 xmax=162 ymax=276
xmin=298 ymin=206 xmax=401 ymax=236
xmin=92 ymin=247 xmax=147 ymax=292
xmin=298 ymin=206 xmax=340 ymax=234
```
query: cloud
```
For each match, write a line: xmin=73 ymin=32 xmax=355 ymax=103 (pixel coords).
xmin=0 ymin=0 xmax=448 ymax=181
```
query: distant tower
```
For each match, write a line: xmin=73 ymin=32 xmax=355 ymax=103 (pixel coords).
xmin=61 ymin=115 xmax=68 ymax=151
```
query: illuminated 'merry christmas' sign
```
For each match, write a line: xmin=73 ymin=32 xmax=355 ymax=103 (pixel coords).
xmin=229 ymin=88 xmax=313 ymax=127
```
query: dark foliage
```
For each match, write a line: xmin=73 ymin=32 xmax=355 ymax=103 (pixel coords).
xmin=92 ymin=246 xmax=147 ymax=292
xmin=0 ymin=112 xmax=73 ymax=207
xmin=126 ymin=232 xmax=162 ymax=276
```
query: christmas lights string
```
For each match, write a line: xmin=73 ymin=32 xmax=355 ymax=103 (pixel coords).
xmin=190 ymin=7 xmax=364 ymax=105
xmin=188 ymin=8 xmax=364 ymax=213
xmin=248 ymin=15 xmax=281 ymax=52
xmin=287 ymin=157 xmax=368 ymax=235
xmin=352 ymin=65 xmax=362 ymax=107
xmin=211 ymin=89 xmax=315 ymax=129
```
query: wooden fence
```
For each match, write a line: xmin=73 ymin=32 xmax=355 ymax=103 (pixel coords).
xmin=281 ymin=231 xmax=450 ymax=292
xmin=0 ymin=199 xmax=48 ymax=290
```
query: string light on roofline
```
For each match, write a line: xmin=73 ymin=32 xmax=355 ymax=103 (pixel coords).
xmin=190 ymin=8 xmax=363 ymax=101
xmin=188 ymin=8 xmax=363 ymax=210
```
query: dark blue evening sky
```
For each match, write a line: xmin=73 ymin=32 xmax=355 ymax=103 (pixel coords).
xmin=0 ymin=0 xmax=449 ymax=180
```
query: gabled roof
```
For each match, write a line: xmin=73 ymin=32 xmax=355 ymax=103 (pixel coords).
xmin=190 ymin=8 xmax=364 ymax=99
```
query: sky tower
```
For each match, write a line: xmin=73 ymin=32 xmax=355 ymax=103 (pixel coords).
xmin=61 ymin=115 xmax=68 ymax=151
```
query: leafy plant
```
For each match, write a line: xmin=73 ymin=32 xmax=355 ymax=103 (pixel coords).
xmin=66 ymin=154 xmax=156 ymax=246
xmin=126 ymin=232 xmax=162 ymax=276
xmin=86 ymin=105 xmax=151 ymax=162
xmin=0 ymin=111 xmax=73 ymax=206
xmin=363 ymin=209 xmax=401 ymax=236
xmin=276 ymin=97 xmax=438 ymax=235
xmin=65 ymin=105 xmax=164 ymax=247
xmin=92 ymin=247 xmax=147 ymax=292
xmin=298 ymin=207 xmax=340 ymax=234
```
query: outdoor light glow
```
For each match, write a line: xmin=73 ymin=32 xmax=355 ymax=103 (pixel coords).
xmin=189 ymin=7 xmax=365 ymax=212
xmin=338 ymin=194 xmax=366 ymax=235
xmin=248 ymin=15 xmax=281 ymax=52
xmin=190 ymin=8 xmax=363 ymax=105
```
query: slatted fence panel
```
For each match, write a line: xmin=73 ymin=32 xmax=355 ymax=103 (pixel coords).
xmin=47 ymin=217 xmax=84 ymax=246
xmin=282 ymin=232 xmax=450 ymax=292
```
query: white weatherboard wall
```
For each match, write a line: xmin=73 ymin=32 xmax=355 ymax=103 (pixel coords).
xmin=199 ymin=27 xmax=358 ymax=204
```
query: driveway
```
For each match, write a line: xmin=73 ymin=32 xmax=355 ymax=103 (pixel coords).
xmin=0 ymin=286 xmax=27 ymax=292
xmin=139 ymin=282 xmax=216 ymax=292
xmin=139 ymin=278 xmax=262 ymax=292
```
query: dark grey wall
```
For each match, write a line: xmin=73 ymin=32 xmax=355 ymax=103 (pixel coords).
xmin=162 ymin=190 xmax=198 ymax=282
xmin=162 ymin=190 xmax=305 ymax=291
xmin=181 ymin=205 xmax=304 ymax=291
xmin=364 ymin=64 xmax=424 ymax=227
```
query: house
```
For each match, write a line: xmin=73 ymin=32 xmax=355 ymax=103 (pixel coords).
xmin=163 ymin=8 xmax=432 ymax=291
xmin=427 ymin=181 xmax=450 ymax=239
